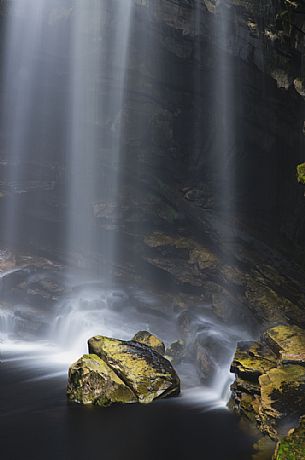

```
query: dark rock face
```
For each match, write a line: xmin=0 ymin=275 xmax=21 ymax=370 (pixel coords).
xmin=0 ymin=0 xmax=304 ymax=258
xmin=67 ymin=334 xmax=180 ymax=406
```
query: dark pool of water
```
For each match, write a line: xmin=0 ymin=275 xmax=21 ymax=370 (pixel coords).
xmin=0 ymin=360 xmax=256 ymax=460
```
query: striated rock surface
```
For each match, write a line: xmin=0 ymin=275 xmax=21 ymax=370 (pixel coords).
xmin=67 ymin=334 xmax=180 ymax=407
xmin=274 ymin=416 xmax=305 ymax=460
xmin=229 ymin=325 xmax=305 ymax=440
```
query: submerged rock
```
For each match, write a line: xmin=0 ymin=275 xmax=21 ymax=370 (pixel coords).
xmin=166 ymin=340 xmax=185 ymax=364
xmin=229 ymin=325 xmax=305 ymax=441
xmin=274 ymin=416 xmax=305 ymax=460
xmin=132 ymin=330 xmax=165 ymax=355
xmin=67 ymin=333 xmax=180 ymax=407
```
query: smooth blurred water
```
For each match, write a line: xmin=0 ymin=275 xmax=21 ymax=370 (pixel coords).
xmin=0 ymin=4 xmax=253 ymax=455
xmin=66 ymin=0 xmax=132 ymax=277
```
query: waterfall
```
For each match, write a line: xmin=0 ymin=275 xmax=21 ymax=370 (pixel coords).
xmin=66 ymin=0 xmax=132 ymax=277
xmin=0 ymin=0 xmax=133 ymax=347
xmin=1 ymin=1 xmax=50 ymax=248
xmin=0 ymin=0 xmax=246 ymax=408
xmin=214 ymin=0 xmax=236 ymax=240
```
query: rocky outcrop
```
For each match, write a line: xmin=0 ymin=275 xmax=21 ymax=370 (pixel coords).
xmin=144 ymin=231 xmax=305 ymax=329
xmin=274 ymin=416 xmax=305 ymax=460
xmin=67 ymin=334 xmax=180 ymax=406
xmin=229 ymin=325 xmax=305 ymax=440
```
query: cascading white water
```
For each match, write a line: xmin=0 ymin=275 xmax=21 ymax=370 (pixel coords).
xmin=213 ymin=0 xmax=236 ymax=229
xmin=190 ymin=0 xmax=240 ymax=402
xmin=66 ymin=0 xmax=132 ymax=276
xmin=0 ymin=0 xmax=248 ymax=410
xmin=1 ymin=1 xmax=49 ymax=247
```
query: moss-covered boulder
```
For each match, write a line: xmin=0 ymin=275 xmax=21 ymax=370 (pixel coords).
xmin=274 ymin=416 xmax=305 ymax=460
xmin=229 ymin=325 xmax=305 ymax=441
xmin=132 ymin=330 xmax=165 ymax=355
xmin=67 ymin=354 xmax=137 ymax=406
xmin=68 ymin=335 xmax=180 ymax=406
xmin=87 ymin=335 xmax=180 ymax=404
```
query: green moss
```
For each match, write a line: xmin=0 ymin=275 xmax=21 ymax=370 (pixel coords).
xmin=296 ymin=163 xmax=305 ymax=185
xmin=275 ymin=417 xmax=305 ymax=460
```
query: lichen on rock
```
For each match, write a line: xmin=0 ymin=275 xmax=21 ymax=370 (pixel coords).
xmin=88 ymin=335 xmax=180 ymax=404
xmin=67 ymin=354 xmax=137 ymax=406
xmin=67 ymin=333 xmax=180 ymax=407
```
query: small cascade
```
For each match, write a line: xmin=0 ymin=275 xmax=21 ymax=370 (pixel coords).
xmin=0 ymin=308 xmax=17 ymax=341
xmin=52 ymin=288 xmax=128 ymax=361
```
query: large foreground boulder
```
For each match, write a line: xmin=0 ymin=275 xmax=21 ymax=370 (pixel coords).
xmin=67 ymin=333 xmax=180 ymax=406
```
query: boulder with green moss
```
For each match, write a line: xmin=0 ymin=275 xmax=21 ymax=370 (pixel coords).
xmin=67 ymin=332 xmax=180 ymax=407
xmin=274 ymin=416 xmax=305 ymax=460
xmin=229 ymin=325 xmax=305 ymax=440
xmin=87 ymin=335 xmax=180 ymax=404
